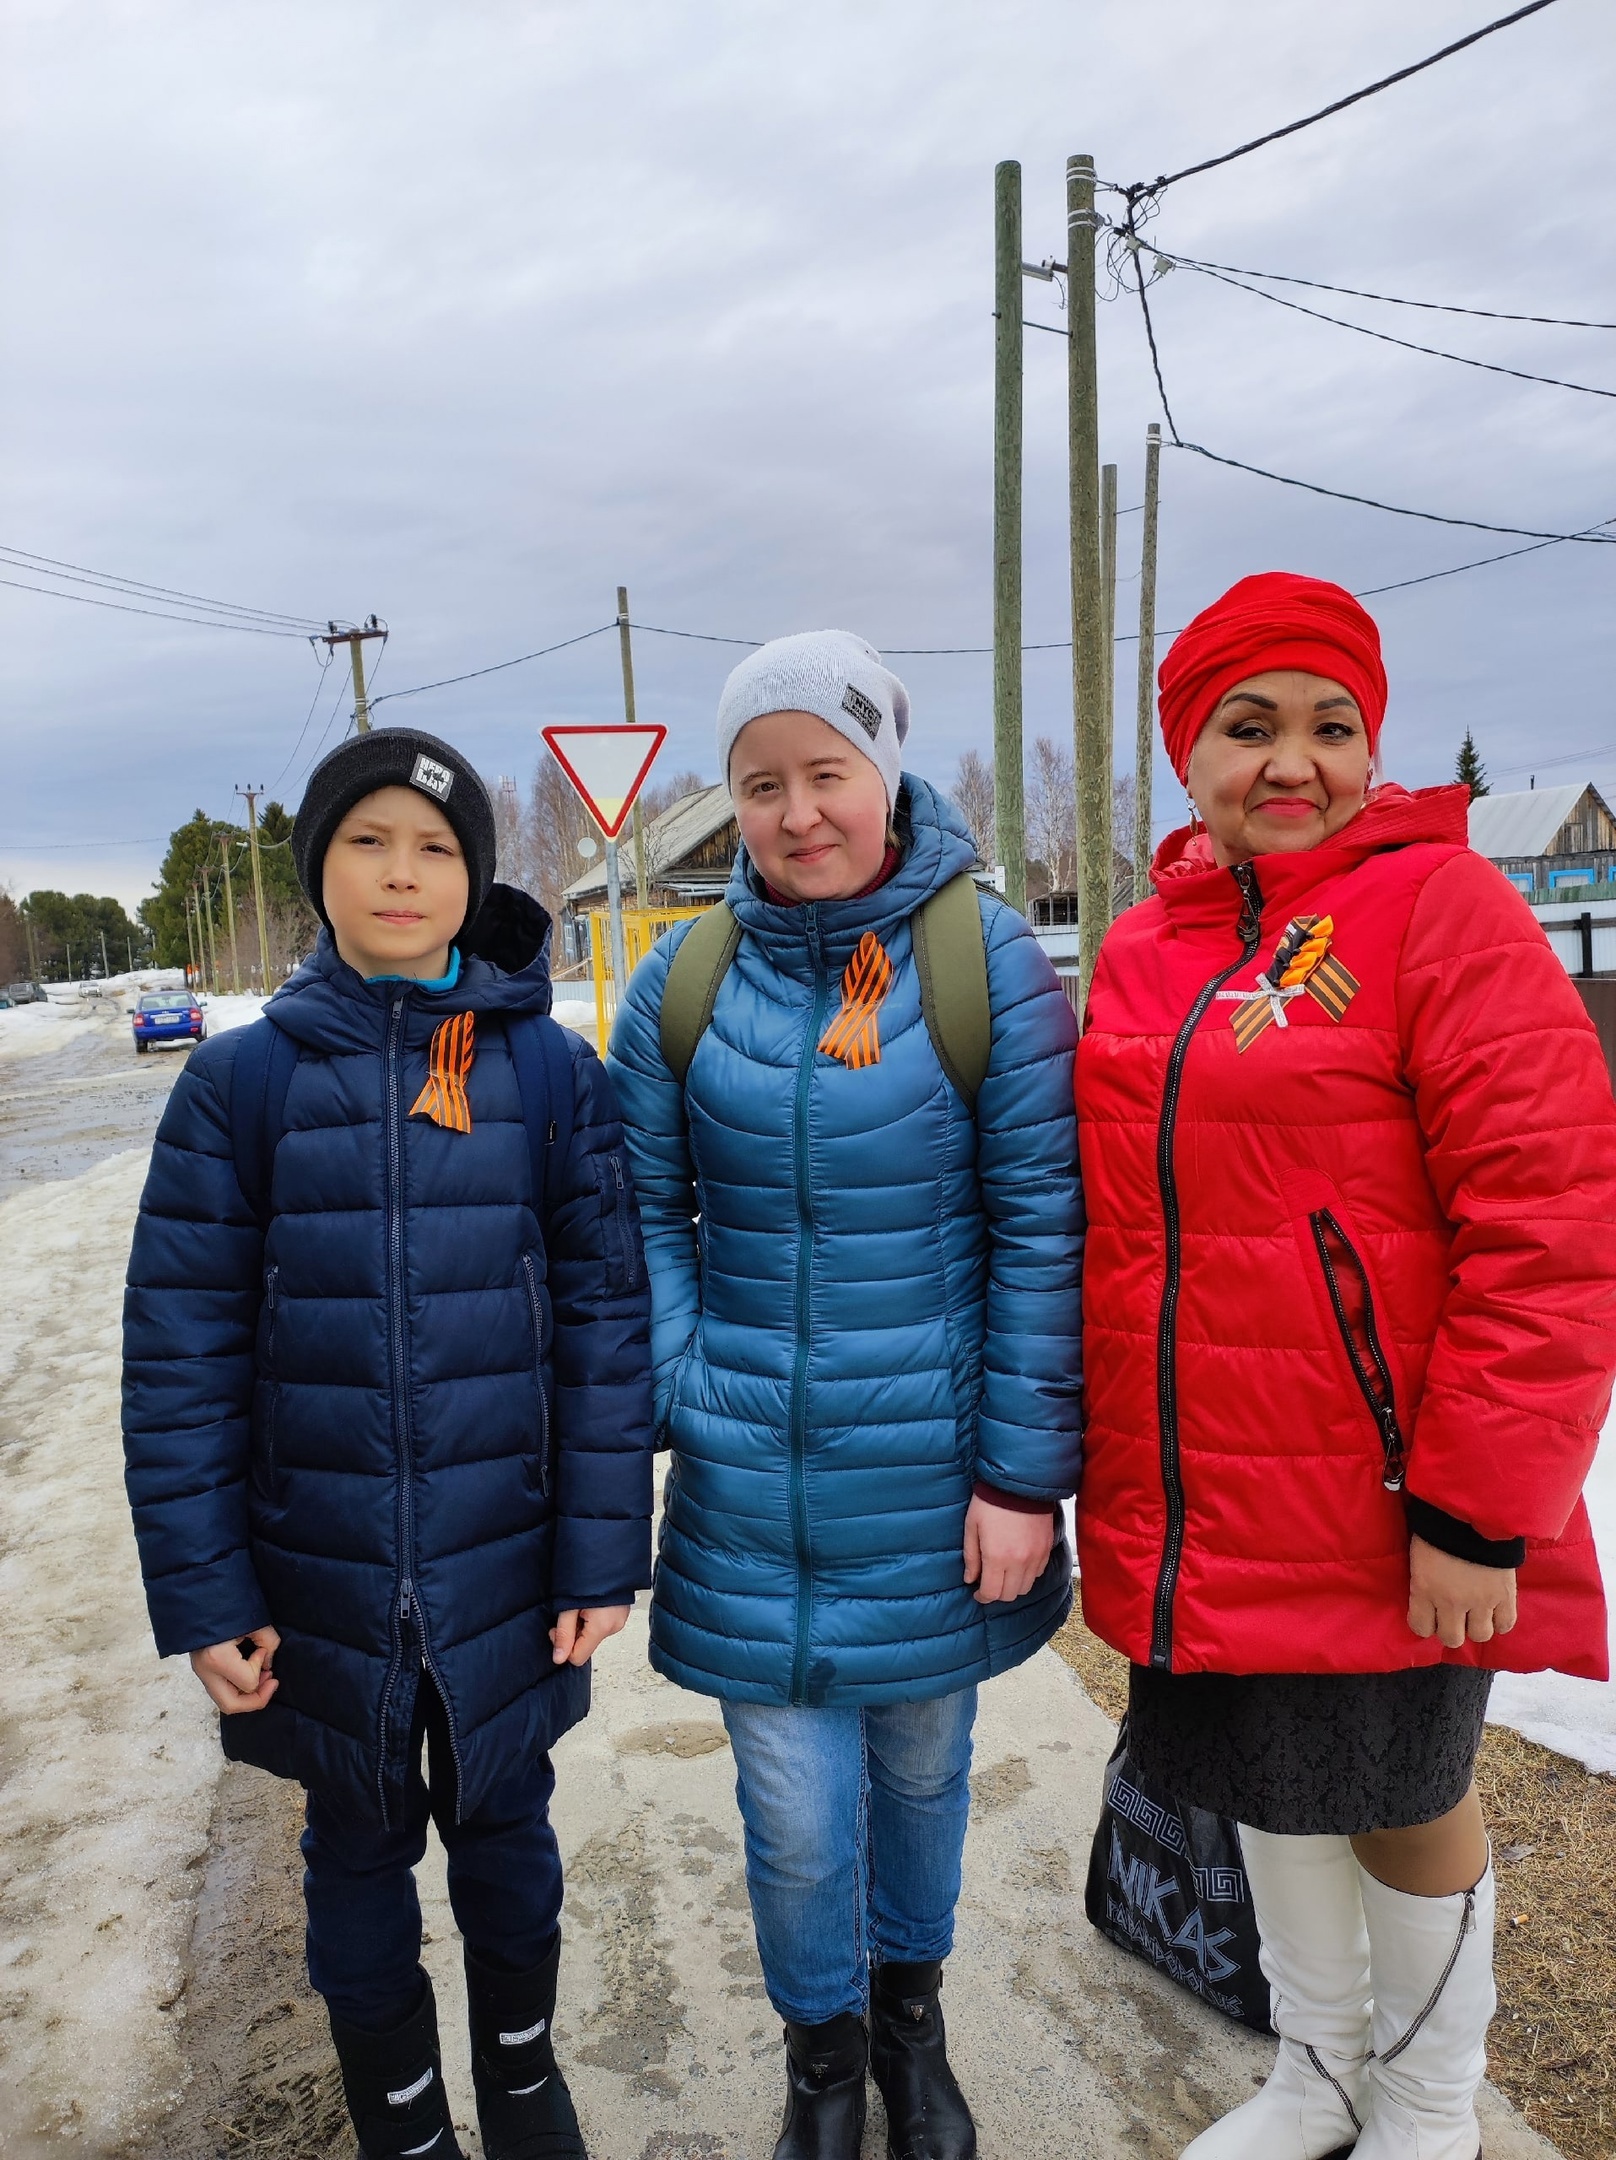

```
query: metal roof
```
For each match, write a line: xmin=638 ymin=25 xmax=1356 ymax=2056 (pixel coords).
xmin=563 ymin=782 xmax=735 ymax=902
xmin=1466 ymin=785 xmax=1589 ymax=862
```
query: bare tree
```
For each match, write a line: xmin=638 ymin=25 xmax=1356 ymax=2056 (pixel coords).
xmin=1112 ymin=771 xmax=1138 ymax=912
xmin=639 ymin=769 xmax=708 ymax=825
xmin=949 ymin=749 xmax=995 ymax=866
xmin=1026 ymin=735 xmax=1077 ymax=894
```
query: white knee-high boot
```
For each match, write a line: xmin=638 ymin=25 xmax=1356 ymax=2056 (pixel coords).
xmin=1181 ymin=1829 xmax=1370 ymax=2160
xmin=1353 ymin=1857 xmax=1495 ymax=2159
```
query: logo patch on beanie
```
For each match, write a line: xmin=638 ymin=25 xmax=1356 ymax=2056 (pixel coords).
xmin=841 ymin=684 xmax=883 ymax=741
xmin=410 ymin=752 xmax=455 ymax=802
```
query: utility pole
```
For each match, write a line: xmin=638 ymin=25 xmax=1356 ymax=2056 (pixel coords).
xmin=1067 ymin=152 xmax=1107 ymax=1006
xmin=1133 ymin=422 xmax=1162 ymax=903
xmin=992 ymin=159 xmax=1027 ymax=914
xmin=238 ymin=788 xmax=274 ymax=994
xmin=320 ymin=618 xmax=387 ymax=735
xmin=183 ymin=893 xmax=198 ymax=989
xmin=24 ymin=912 xmax=39 ymax=982
xmin=616 ymin=587 xmax=649 ymax=908
xmin=1100 ymin=459 xmax=1119 ymax=922
xmin=200 ymin=874 xmax=221 ymax=994
xmin=220 ymin=833 xmax=242 ymax=994
xmin=100 ymin=929 xmax=110 ymax=980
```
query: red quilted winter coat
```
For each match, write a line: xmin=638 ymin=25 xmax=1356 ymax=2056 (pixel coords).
xmin=1076 ymin=784 xmax=1616 ymax=1682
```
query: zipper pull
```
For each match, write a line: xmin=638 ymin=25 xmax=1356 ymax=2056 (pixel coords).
xmin=1231 ymin=862 xmax=1264 ymax=950
xmin=399 ymin=1578 xmax=413 ymax=1623
xmin=612 ymin=1155 xmax=625 ymax=1192
xmin=1379 ymin=1409 xmax=1407 ymax=1493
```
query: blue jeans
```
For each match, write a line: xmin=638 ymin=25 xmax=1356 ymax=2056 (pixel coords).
xmin=302 ymin=1667 xmax=564 ymax=2031
xmin=721 ymin=1688 xmax=978 ymax=2025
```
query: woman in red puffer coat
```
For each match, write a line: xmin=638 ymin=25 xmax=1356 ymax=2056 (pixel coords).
xmin=1077 ymin=572 xmax=1616 ymax=2160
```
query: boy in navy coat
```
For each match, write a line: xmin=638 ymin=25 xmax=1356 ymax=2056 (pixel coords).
xmin=123 ymin=728 xmax=654 ymax=2160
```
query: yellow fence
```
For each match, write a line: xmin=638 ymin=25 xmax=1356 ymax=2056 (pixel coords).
xmin=589 ymin=906 xmax=711 ymax=1041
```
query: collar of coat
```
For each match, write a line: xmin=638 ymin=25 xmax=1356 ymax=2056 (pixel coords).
xmin=1148 ymin=783 xmax=1472 ymax=938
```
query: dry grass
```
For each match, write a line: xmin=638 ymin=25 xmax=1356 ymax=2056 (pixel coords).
xmin=1051 ymin=1595 xmax=1616 ymax=2160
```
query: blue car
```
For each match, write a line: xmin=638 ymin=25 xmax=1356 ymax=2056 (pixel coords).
xmin=132 ymin=991 xmax=206 ymax=1054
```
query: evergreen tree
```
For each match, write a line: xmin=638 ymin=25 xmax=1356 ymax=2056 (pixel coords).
xmin=1455 ymin=730 xmax=1490 ymax=800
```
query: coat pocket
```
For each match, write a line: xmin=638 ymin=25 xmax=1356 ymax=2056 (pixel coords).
xmin=593 ymin=1149 xmax=643 ymax=1292
xmin=1305 ymin=1207 xmax=1408 ymax=1494
xmin=521 ymin=1252 xmax=554 ymax=1500
xmin=252 ymin=1265 xmax=281 ymax=1505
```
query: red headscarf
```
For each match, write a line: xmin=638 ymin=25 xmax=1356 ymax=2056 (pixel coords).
xmin=1157 ymin=571 xmax=1388 ymax=783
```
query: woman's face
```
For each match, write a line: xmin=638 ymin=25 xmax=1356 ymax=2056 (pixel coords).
xmin=729 ymin=710 xmax=891 ymax=903
xmin=1185 ymin=670 xmax=1373 ymax=867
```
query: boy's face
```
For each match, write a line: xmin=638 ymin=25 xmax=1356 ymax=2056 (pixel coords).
xmin=322 ymin=785 xmax=469 ymax=981
xmin=729 ymin=710 xmax=890 ymax=905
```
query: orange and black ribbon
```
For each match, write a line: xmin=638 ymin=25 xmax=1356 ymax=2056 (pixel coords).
xmin=1219 ymin=914 xmax=1361 ymax=1053
xmin=818 ymin=932 xmax=894 ymax=1071
xmin=410 ymin=1011 xmax=476 ymax=1132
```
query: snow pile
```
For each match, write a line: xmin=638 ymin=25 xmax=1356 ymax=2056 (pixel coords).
xmin=199 ymin=992 xmax=266 ymax=1036
xmin=0 ymin=1151 xmax=221 ymax=2155
xmin=0 ymin=1001 xmax=115 ymax=1064
xmin=1488 ymin=1422 xmax=1616 ymax=1776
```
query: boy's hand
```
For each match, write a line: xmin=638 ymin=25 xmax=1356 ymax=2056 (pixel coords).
xmin=190 ymin=1625 xmax=280 ymax=1714
xmin=963 ymin=1495 xmax=1054 ymax=1605
xmin=550 ymin=1606 xmax=631 ymax=1666
xmin=1407 ymin=1535 xmax=1517 ymax=1648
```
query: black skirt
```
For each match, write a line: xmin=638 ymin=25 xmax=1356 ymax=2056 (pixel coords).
xmin=1126 ymin=1664 xmax=1494 ymax=1836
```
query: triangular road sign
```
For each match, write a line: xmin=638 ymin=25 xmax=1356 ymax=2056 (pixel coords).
xmin=541 ymin=723 xmax=667 ymax=840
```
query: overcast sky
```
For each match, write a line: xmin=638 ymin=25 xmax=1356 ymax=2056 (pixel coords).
xmin=3 ymin=0 xmax=1613 ymax=912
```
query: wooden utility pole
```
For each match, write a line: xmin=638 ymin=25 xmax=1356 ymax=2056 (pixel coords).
xmin=992 ymin=159 xmax=1026 ymax=913
xmin=1100 ymin=459 xmax=1119 ymax=922
xmin=220 ymin=833 xmax=242 ymax=993
xmin=238 ymin=788 xmax=274 ymax=993
xmin=616 ymin=587 xmax=649 ymax=908
xmin=200 ymin=873 xmax=221 ymax=993
xmin=320 ymin=618 xmax=387 ymax=735
xmin=1133 ymin=422 xmax=1162 ymax=903
xmin=183 ymin=891 xmax=199 ymax=988
xmin=1067 ymin=153 xmax=1107 ymax=1004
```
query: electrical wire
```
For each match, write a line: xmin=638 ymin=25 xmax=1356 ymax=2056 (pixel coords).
xmin=370 ymin=623 xmax=617 ymax=707
xmin=268 ymin=646 xmax=337 ymax=800
xmin=1138 ymin=250 xmax=1616 ymax=332
xmin=0 ymin=544 xmax=324 ymax=628
xmin=0 ymin=574 xmax=315 ymax=637
xmin=1157 ymin=254 xmax=1616 ymax=399
xmin=1126 ymin=0 xmax=1562 ymax=198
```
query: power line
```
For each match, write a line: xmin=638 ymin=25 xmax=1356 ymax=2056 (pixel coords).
xmin=0 ymin=574 xmax=316 ymax=637
xmin=0 ymin=544 xmax=324 ymax=628
xmin=1158 ymin=253 xmax=1616 ymax=399
xmin=1139 ymin=250 xmax=1616 ymax=332
xmin=370 ymin=622 xmax=617 ymax=707
xmin=1124 ymin=0 xmax=1563 ymax=198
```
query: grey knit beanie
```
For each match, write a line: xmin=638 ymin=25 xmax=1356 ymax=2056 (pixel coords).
xmin=716 ymin=630 xmax=910 ymax=809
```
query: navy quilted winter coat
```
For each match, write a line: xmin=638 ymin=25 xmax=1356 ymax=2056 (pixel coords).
xmin=123 ymin=890 xmax=654 ymax=1824
xmin=606 ymin=776 xmax=1083 ymax=1707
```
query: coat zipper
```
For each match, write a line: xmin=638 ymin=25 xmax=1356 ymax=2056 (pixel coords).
xmin=610 ymin=1154 xmax=640 ymax=1287
xmin=374 ymin=994 xmax=467 ymax=1825
xmin=789 ymin=915 xmax=830 ymax=1704
xmin=1308 ymin=1209 xmax=1408 ymax=1492
xmin=522 ymin=1250 xmax=552 ymax=1498
xmin=263 ymin=1265 xmax=280 ymax=1489
xmin=1149 ymin=862 xmax=1264 ymax=1670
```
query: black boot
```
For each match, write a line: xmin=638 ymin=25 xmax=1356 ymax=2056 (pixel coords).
xmin=327 ymin=1970 xmax=467 ymax=2159
xmin=774 ymin=2011 xmax=868 ymax=2160
xmin=463 ymin=1937 xmax=586 ymax=2160
xmin=869 ymin=1961 xmax=976 ymax=2160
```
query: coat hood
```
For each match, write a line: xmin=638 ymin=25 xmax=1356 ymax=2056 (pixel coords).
xmin=1148 ymin=784 xmax=1471 ymax=937
xmin=265 ymin=880 xmax=555 ymax=1055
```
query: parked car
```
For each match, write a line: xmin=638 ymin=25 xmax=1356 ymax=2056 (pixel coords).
xmin=132 ymin=992 xmax=206 ymax=1053
xmin=6 ymin=983 xmax=46 ymax=1004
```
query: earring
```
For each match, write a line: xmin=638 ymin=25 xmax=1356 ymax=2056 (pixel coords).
xmin=1187 ymin=798 xmax=1203 ymax=834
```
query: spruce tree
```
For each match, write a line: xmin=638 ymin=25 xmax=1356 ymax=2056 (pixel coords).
xmin=1455 ymin=730 xmax=1490 ymax=800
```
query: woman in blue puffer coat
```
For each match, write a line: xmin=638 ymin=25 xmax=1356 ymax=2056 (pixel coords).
xmin=607 ymin=631 xmax=1083 ymax=2160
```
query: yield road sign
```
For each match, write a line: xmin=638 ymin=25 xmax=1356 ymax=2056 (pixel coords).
xmin=541 ymin=723 xmax=667 ymax=840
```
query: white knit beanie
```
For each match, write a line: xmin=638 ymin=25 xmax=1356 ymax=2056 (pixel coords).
xmin=717 ymin=629 xmax=910 ymax=810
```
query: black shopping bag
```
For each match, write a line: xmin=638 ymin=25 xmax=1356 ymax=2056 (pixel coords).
xmin=1084 ymin=1717 xmax=1272 ymax=2032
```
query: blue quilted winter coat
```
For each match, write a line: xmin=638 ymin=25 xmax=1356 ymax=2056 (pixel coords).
xmin=606 ymin=775 xmax=1083 ymax=1707
xmin=123 ymin=888 xmax=654 ymax=1825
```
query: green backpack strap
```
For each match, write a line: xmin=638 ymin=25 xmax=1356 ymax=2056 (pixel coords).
xmin=912 ymin=871 xmax=992 ymax=1112
xmin=658 ymin=874 xmax=991 ymax=1107
xmin=659 ymin=901 xmax=744 ymax=1083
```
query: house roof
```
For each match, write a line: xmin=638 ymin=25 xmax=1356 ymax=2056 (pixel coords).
xmin=563 ymin=782 xmax=735 ymax=902
xmin=1466 ymin=784 xmax=1589 ymax=861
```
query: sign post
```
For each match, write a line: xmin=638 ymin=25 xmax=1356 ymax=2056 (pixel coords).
xmin=540 ymin=723 xmax=668 ymax=1003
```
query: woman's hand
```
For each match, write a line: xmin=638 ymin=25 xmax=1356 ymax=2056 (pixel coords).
xmin=190 ymin=1625 xmax=280 ymax=1714
xmin=963 ymin=1496 xmax=1054 ymax=1605
xmin=550 ymin=1606 xmax=631 ymax=1666
xmin=1407 ymin=1535 xmax=1517 ymax=1648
